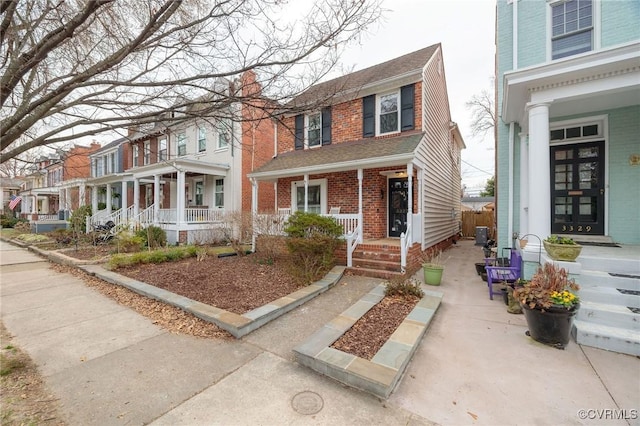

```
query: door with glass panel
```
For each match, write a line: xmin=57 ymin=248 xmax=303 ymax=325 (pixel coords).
xmin=550 ymin=141 xmax=605 ymax=235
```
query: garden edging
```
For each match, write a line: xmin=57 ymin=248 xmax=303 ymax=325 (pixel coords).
xmin=78 ymin=264 xmax=345 ymax=338
xmin=293 ymin=283 xmax=443 ymax=399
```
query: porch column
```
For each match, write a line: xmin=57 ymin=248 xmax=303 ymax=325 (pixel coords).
xmin=92 ymin=186 xmax=98 ymax=214
xmin=106 ymin=183 xmax=112 ymax=212
xmin=357 ymin=168 xmax=363 ymax=243
xmin=251 ymin=178 xmax=258 ymax=251
xmin=525 ymin=102 xmax=551 ymax=255
xmin=121 ymin=180 xmax=128 ymax=211
xmin=65 ymin=188 xmax=71 ymax=212
xmin=31 ymin=195 xmax=37 ymax=214
xmin=303 ymin=174 xmax=309 ymax=212
xmin=519 ymin=132 xmax=529 ymax=238
xmin=58 ymin=189 xmax=65 ymax=211
xmin=406 ymin=163 xmax=413 ymax=243
xmin=79 ymin=183 xmax=86 ymax=207
xmin=153 ymin=174 xmax=160 ymax=224
xmin=177 ymin=170 xmax=186 ymax=224
xmin=133 ymin=178 xmax=140 ymax=217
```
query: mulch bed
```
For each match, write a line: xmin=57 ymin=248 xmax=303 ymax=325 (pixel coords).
xmin=114 ymin=254 xmax=301 ymax=314
xmin=331 ymin=295 xmax=420 ymax=360
xmin=59 ymin=244 xmax=114 ymax=260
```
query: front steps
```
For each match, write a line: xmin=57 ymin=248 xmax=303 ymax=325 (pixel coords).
xmin=346 ymin=243 xmax=404 ymax=280
xmin=572 ymin=249 xmax=640 ymax=356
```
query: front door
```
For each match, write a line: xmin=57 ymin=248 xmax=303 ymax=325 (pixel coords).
xmin=550 ymin=141 xmax=605 ymax=235
xmin=388 ymin=178 xmax=408 ymax=237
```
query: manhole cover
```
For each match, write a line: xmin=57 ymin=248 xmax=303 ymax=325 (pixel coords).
xmin=291 ymin=391 xmax=324 ymax=415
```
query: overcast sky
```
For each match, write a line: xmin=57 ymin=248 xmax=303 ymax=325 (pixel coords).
xmin=336 ymin=0 xmax=496 ymax=194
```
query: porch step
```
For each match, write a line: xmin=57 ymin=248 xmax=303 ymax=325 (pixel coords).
xmin=578 ymin=253 xmax=640 ymax=275
xmin=579 ymin=270 xmax=639 ymax=291
xmin=578 ymin=287 xmax=640 ymax=308
xmin=351 ymin=257 xmax=403 ymax=273
xmin=346 ymin=266 xmax=404 ymax=280
xmin=576 ymin=301 xmax=640 ymax=330
xmin=572 ymin=320 xmax=640 ymax=356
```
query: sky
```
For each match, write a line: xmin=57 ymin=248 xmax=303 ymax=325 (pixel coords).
xmin=335 ymin=0 xmax=496 ymax=195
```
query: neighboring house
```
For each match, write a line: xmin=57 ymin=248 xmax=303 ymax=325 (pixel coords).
xmin=496 ymin=0 xmax=640 ymax=355
xmin=461 ymin=196 xmax=495 ymax=212
xmin=249 ymin=44 xmax=465 ymax=276
xmin=0 ymin=177 xmax=24 ymax=215
xmin=93 ymin=71 xmax=276 ymax=244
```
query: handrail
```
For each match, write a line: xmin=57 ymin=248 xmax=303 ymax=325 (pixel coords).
xmin=400 ymin=219 xmax=413 ymax=273
xmin=346 ymin=223 xmax=362 ymax=268
xmin=129 ymin=204 xmax=154 ymax=230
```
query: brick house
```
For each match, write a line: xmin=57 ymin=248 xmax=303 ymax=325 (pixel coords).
xmin=249 ymin=44 xmax=465 ymax=276
xmin=17 ymin=143 xmax=100 ymax=220
xmin=87 ymin=71 xmax=276 ymax=244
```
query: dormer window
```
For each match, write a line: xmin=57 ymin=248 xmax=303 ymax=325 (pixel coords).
xmin=551 ymin=0 xmax=593 ymax=60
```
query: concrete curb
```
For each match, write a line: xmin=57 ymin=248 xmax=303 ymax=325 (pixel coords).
xmin=293 ymin=284 xmax=443 ymax=398
xmin=79 ymin=264 xmax=346 ymax=338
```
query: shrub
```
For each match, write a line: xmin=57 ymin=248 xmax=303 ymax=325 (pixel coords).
xmin=108 ymin=245 xmax=199 ymax=269
xmin=49 ymin=228 xmax=74 ymax=245
xmin=384 ymin=275 xmax=425 ymax=298
xmin=135 ymin=225 xmax=167 ymax=249
xmin=69 ymin=205 xmax=92 ymax=234
xmin=12 ymin=221 xmax=31 ymax=233
xmin=283 ymin=212 xmax=343 ymax=285
xmin=116 ymin=231 xmax=145 ymax=253
xmin=0 ymin=215 xmax=23 ymax=228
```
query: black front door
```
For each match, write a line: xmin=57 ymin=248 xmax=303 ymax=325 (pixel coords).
xmin=550 ymin=141 xmax=605 ymax=235
xmin=388 ymin=178 xmax=408 ymax=237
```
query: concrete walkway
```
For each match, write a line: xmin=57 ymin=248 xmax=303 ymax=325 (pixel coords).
xmin=1 ymin=239 xmax=638 ymax=425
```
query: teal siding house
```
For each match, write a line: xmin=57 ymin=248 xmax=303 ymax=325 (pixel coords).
xmin=496 ymin=0 xmax=639 ymax=355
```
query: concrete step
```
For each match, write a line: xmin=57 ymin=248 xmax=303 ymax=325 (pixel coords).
xmin=576 ymin=301 xmax=640 ymax=330
xmin=579 ymin=286 xmax=640 ymax=308
xmin=579 ymin=270 xmax=639 ymax=291
xmin=352 ymin=250 xmax=401 ymax=262
xmin=578 ymin=253 xmax=640 ymax=275
xmin=572 ymin=320 xmax=640 ymax=356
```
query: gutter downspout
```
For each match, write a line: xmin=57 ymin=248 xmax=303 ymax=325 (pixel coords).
xmin=508 ymin=122 xmax=514 ymax=249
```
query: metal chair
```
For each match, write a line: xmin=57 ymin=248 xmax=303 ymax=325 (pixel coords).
xmin=484 ymin=249 xmax=522 ymax=300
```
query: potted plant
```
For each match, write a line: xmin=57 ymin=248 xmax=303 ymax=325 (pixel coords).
xmin=513 ymin=263 xmax=580 ymax=348
xmin=422 ymin=249 xmax=444 ymax=286
xmin=543 ymin=235 xmax=582 ymax=262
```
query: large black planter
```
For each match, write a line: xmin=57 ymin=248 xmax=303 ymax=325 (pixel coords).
xmin=521 ymin=303 xmax=579 ymax=349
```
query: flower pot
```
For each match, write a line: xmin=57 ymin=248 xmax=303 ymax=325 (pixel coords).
xmin=423 ymin=263 xmax=444 ymax=286
xmin=506 ymin=286 xmax=522 ymax=314
xmin=542 ymin=240 xmax=583 ymax=262
xmin=474 ymin=262 xmax=486 ymax=275
xmin=519 ymin=239 xmax=528 ymax=249
xmin=521 ymin=303 xmax=579 ymax=348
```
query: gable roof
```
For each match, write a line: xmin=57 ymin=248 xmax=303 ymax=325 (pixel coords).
xmin=249 ymin=131 xmax=424 ymax=179
xmin=289 ymin=44 xmax=441 ymax=108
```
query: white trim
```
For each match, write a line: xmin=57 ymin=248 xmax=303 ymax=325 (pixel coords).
xmin=546 ymin=0 xmax=599 ymax=62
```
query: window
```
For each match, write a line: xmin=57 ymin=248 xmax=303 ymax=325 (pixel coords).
xmin=307 ymin=113 xmax=322 ymax=147
xmin=132 ymin=145 xmax=139 ymax=167
xmin=158 ymin=138 xmax=167 ymax=161
xmin=214 ymin=178 xmax=224 ymax=208
xmin=143 ymin=141 xmax=151 ymax=165
xmin=378 ymin=91 xmax=400 ymax=135
xmin=177 ymin=133 xmax=186 ymax=156
xmin=550 ymin=122 xmax=601 ymax=141
xmin=217 ymin=119 xmax=231 ymax=149
xmin=110 ymin=152 xmax=116 ymax=173
xmin=291 ymin=179 xmax=327 ymax=213
xmin=551 ymin=0 xmax=593 ymax=60
xmin=102 ymin=155 xmax=108 ymax=175
xmin=195 ymin=181 xmax=204 ymax=206
xmin=198 ymin=127 xmax=206 ymax=152
xmin=92 ymin=159 xmax=98 ymax=177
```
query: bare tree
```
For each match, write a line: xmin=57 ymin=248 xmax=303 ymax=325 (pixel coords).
xmin=1 ymin=0 xmax=382 ymax=163
xmin=465 ymin=84 xmax=496 ymax=139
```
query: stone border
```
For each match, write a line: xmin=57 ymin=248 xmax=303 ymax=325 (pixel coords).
xmin=78 ymin=263 xmax=345 ymax=338
xmin=293 ymin=284 xmax=443 ymax=399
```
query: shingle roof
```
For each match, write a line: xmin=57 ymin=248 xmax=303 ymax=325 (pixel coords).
xmin=289 ymin=44 xmax=440 ymax=108
xmin=250 ymin=131 xmax=425 ymax=178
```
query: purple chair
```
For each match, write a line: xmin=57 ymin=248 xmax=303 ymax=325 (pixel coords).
xmin=484 ymin=249 xmax=522 ymax=300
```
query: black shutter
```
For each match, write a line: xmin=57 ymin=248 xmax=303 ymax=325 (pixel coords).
xmin=321 ymin=107 xmax=332 ymax=145
xmin=294 ymin=114 xmax=304 ymax=150
xmin=401 ymin=84 xmax=415 ymax=131
xmin=362 ymin=95 xmax=375 ymax=138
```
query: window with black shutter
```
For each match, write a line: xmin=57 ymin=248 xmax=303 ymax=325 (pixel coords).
xmin=294 ymin=114 xmax=304 ymax=150
xmin=321 ymin=107 xmax=332 ymax=145
xmin=362 ymin=95 xmax=375 ymax=137
xmin=400 ymin=84 xmax=415 ymax=131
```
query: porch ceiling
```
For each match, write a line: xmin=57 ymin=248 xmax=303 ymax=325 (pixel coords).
xmin=249 ymin=131 xmax=424 ymax=180
xmin=128 ymin=158 xmax=230 ymax=179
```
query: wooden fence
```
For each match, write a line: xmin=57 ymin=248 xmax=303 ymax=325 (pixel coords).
xmin=461 ymin=210 xmax=495 ymax=239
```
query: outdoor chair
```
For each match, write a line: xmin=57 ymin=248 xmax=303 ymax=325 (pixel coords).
xmin=329 ymin=206 xmax=341 ymax=214
xmin=484 ymin=249 xmax=522 ymax=300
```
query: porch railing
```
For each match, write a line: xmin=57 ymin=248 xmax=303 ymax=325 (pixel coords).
xmin=37 ymin=214 xmax=59 ymax=221
xmin=156 ymin=208 xmax=226 ymax=224
xmin=129 ymin=204 xmax=155 ymax=230
xmin=346 ymin=222 xmax=362 ymax=268
xmin=400 ymin=218 xmax=413 ymax=273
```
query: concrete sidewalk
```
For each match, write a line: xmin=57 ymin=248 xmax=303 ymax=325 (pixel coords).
xmin=1 ymin=239 xmax=638 ymax=425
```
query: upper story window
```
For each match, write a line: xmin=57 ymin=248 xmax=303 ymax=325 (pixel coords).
xmin=551 ymin=0 xmax=593 ymax=60
xmin=217 ymin=119 xmax=231 ymax=149
xmin=158 ymin=137 xmax=167 ymax=161
xmin=102 ymin=154 xmax=108 ymax=175
xmin=363 ymin=84 xmax=414 ymax=138
xmin=110 ymin=152 xmax=116 ymax=173
xmin=214 ymin=178 xmax=224 ymax=208
xmin=177 ymin=133 xmax=186 ymax=156
xmin=92 ymin=159 xmax=98 ymax=177
xmin=96 ymin=157 xmax=104 ymax=176
xmin=132 ymin=145 xmax=139 ymax=167
xmin=143 ymin=141 xmax=151 ymax=165
xmin=198 ymin=127 xmax=207 ymax=152
xmin=378 ymin=91 xmax=400 ymax=135
xmin=294 ymin=108 xmax=331 ymax=150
